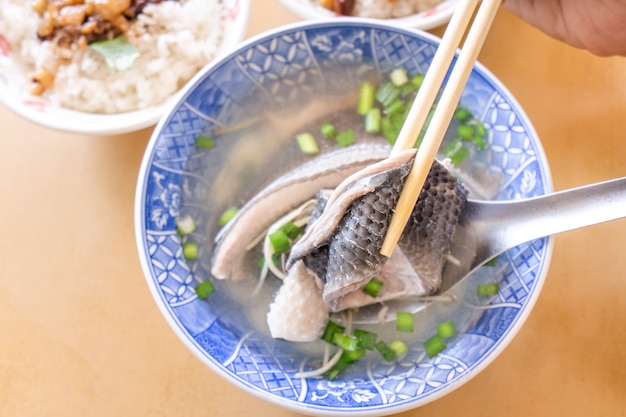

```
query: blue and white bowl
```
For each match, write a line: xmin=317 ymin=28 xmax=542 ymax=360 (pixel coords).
xmin=135 ymin=19 xmax=552 ymax=416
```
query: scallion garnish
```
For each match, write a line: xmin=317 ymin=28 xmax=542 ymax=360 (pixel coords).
xmin=364 ymin=108 xmax=381 ymax=133
xmin=218 ymin=207 xmax=239 ymax=226
xmin=196 ymin=136 xmax=214 ymax=149
xmin=389 ymin=68 xmax=409 ymax=86
xmin=321 ymin=320 xmax=345 ymax=344
xmin=176 ymin=214 xmax=196 ymax=236
xmin=453 ymin=107 xmax=472 ymax=122
xmin=354 ymin=329 xmax=377 ymax=351
xmin=195 ymin=279 xmax=215 ymax=299
xmin=323 ymin=349 xmax=366 ymax=380
xmin=411 ymin=73 xmax=425 ymax=89
xmin=268 ymin=229 xmax=291 ymax=255
xmin=375 ymin=82 xmax=400 ymax=108
xmin=362 ymin=277 xmax=383 ymax=297
xmin=485 ymin=256 xmax=498 ymax=267
xmin=424 ymin=334 xmax=446 ymax=358
xmin=436 ymin=320 xmax=457 ymax=339
xmin=336 ymin=129 xmax=356 ymax=147
xmin=375 ymin=340 xmax=397 ymax=362
xmin=457 ymin=124 xmax=475 ymax=141
xmin=477 ymin=282 xmax=500 ymax=296
xmin=279 ymin=221 xmax=302 ymax=240
xmin=357 ymin=82 xmax=375 ymax=115
xmin=396 ymin=311 xmax=414 ymax=333
xmin=295 ymin=132 xmax=319 ymax=155
xmin=320 ymin=122 xmax=338 ymax=139
xmin=388 ymin=339 xmax=408 ymax=357
xmin=182 ymin=241 xmax=198 ymax=260
xmin=332 ymin=333 xmax=359 ymax=352
xmin=442 ymin=138 xmax=470 ymax=166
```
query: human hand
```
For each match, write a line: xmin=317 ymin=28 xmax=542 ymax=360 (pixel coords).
xmin=502 ymin=0 xmax=626 ymax=56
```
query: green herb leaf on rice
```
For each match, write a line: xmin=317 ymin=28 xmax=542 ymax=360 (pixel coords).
xmin=89 ymin=36 xmax=140 ymax=71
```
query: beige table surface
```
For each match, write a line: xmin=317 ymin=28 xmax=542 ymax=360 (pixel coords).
xmin=2 ymin=2 xmax=626 ymax=417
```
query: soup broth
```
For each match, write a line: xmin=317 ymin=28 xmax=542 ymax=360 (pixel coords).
xmin=180 ymin=65 xmax=504 ymax=373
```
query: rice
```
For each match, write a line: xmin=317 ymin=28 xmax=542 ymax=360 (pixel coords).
xmin=317 ymin=0 xmax=443 ymax=19
xmin=353 ymin=0 xmax=442 ymax=18
xmin=0 ymin=0 xmax=226 ymax=114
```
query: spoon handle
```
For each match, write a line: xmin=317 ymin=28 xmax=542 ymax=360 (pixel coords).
xmin=468 ymin=176 xmax=626 ymax=261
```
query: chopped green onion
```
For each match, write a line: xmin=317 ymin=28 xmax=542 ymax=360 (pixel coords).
xmin=182 ymin=241 xmax=198 ymax=260
xmin=473 ymin=120 xmax=487 ymax=137
xmin=365 ymin=108 xmax=381 ymax=133
xmin=477 ymin=282 xmax=500 ymax=296
xmin=384 ymin=98 xmax=405 ymax=115
xmin=218 ymin=207 xmax=239 ymax=226
xmin=332 ymin=333 xmax=359 ymax=352
xmin=357 ymin=82 xmax=375 ymax=115
xmin=375 ymin=82 xmax=400 ymax=108
xmin=424 ymin=334 xmax=446 ymax=358
xmin=295 ymin=132 xmax=319 ymax=155
xmin=341 ymin=347 xmax=366 ymax=363
xmin=324 ymin=349 xmax=365 ymax=380
xmin=176 ymin=214 xmax=196 ymax=236
xmin=362 ymin=277 xmax=383 ymax=297
xmin=323 ymin=358 xmax=353 ymax=380
xmin=279 ymin=221 xmax=302 ymax=240
xmin=195 ymin=279 xmax=215 ymax=299
xmin=436 ymin=320 xmax=458 ymax=339
xmin=442 ymin=138 xmax=471 ymax=166
xmin=485 ymin=256 xmax=498 ymax=267
xmin=411 ymin=73 xmax=425 ymax=89
xmin=388 ymin=339 xmax=408 ymax=357
xmin=457 ymin=124 xmax=475 ymax=141
xmin=396 ymin=311 xmax=414 ymax=332
xmin=321 ymin=321 xmax=345 ymax=344
xmin=268 ymin=229 xmax=291 ymax=255
xmin=336 ymin=129 xmax=356 ymax=147
xmin=375 ymin=340 xmax=397 ymax=362
xmin=453 ymin=107 xmax=472 ymax=122
xmin=320 ymin=122 xmax=337 ymax=139
xmin=473 ymin=135 xmax=487 ymax=150
xmin=196 ymin=136 xmax=214 ymax=149
xmin=354 ymin=329 xmax=377 ymax=351
xmin=389 ymin=68 xmax=409 ymax=86
xmin=380 ymin=116 xmax=398 ymax=144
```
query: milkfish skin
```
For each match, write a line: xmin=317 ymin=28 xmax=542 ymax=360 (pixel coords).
xmin=210 ymin=143 xmax=393 ymax=281
xmin=288 ymin=149 xmax=468 ymax=312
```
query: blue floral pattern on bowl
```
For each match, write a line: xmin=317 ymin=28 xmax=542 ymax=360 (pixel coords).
xmin=135 ymin=20 xmax=552 ymax=415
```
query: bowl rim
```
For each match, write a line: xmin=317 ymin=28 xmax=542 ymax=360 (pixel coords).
xmin=135 ymin=17 xmax=554 ymax=416
xmin=0 ymin=0 xmax=251 ymax=136
xmin=277 ymin=0 xmax=459 ymax=31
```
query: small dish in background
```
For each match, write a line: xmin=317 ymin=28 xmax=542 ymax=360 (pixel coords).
xmin=0 ymin=0 xmax=250 ymax=135
xmin=278 ymin=0 xmax=458 ymax=30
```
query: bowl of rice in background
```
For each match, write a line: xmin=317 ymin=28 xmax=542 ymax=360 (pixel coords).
xmin=0 ymin=0 xmax=250 ymax=135
xmin=278 ymin=0 xmax=458 ymax=30
xmin=135 ymin=18 xmax=553 ymax=416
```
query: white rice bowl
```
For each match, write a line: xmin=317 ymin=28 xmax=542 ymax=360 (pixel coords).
xmin=0 ymin=0 xmax=250 ymax=134
xmin=278 ymin=0 xmax=458 ymax=30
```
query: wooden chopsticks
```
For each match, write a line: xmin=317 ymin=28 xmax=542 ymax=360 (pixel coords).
xmin=380 ymin=0 xmax=502 ymax=257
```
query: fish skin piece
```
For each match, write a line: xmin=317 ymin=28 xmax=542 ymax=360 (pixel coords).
xmin=396 ymin=161 xmax=469 ymax=293
xmin=210 ymin=143 xmax=392 ymax=281
xmin=289 ymin=152 xmax=468 ymax=312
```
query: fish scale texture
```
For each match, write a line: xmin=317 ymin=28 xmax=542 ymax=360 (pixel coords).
xmin=320 ymin=160 xmax=467 ymax=308
xmin=397 ymin=162 xmax=468 ymax=292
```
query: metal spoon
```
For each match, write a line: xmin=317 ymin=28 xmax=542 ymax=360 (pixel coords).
xmin=351 ymin=176 xmax=626 ymax=324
